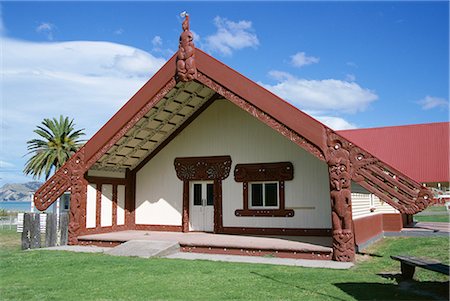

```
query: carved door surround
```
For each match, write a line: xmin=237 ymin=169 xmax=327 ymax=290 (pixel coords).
xmin=174 ymin=156 xmax=232 ymax=233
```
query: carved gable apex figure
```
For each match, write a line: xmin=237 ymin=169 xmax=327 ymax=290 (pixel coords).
xmin=177 ymin=12 xmax=197 ymax=82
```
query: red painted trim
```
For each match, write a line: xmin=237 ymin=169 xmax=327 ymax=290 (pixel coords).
xmin=235 ymin=209 xmax=294 ymax=217
xmin=181 ymin=246 xmax=332 ymax=260
xmin=78 ymin=224 xmax=182 ymax=237
xmin=214 ymin=179 xmax=223 ymax=233
xmin=135 ymin=224 xmax=182 ymax=232
xmin=353 ymin=213 xmax=402 ymax=245
xmin=85 ymin=176 xmax=127 ymax=185
xmin=382 ymin=213 xmax=403 ymax=232
xmin=125 ymin=169 xmax=135 ymax=228
xmin=95 ymin=184 xmax=102 ymax=228
xmin=112 ymin=185 xmax=117 ymax=227
xmin=221 ymin=227 xmax=331 ymax=236
xmin=353 ymin=214 xmax=383 ymax=245
xmin=182 ymin=181 xmax=190 ymax=232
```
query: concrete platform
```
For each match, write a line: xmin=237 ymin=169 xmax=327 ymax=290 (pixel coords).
xmin=165 ymin=252 xmax=353 ymax=269
xmin=78 ymin=231 xmax=333 ymax=260
xmin=105 ymin=240 xmax=180 ymax=258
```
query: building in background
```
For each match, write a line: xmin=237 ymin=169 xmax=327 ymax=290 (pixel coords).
xmin=339 ymin=122 xmax=449 ymax=192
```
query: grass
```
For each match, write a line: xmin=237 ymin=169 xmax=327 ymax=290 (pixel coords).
xmin=0 ymin=229 xmax=449 ymax=301
xmin=415 ymin=215 xmax=450 ymax=223
xmin=414 ymin=205 xmax=450 ymax=223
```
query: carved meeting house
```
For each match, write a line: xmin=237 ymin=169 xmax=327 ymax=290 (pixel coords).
xmin=34 ymin=15 xmax=432 ymax=262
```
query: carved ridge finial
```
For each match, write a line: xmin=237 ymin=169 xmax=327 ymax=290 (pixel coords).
xmin=177 ymin=11 xmax=197 ymax=82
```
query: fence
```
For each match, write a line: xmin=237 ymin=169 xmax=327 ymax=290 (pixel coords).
xmin=20 ymin=212 xmax=69 ymax=249
xmin=0 ymin=216 xmax=18 ymax=230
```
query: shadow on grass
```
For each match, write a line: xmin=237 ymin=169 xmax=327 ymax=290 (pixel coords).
xmin=335 ymin=281 xmax=449 ymax=301
xmin=356 ymin=251 xmax=383 ymax=258
xmin=250 ymin=271 xmax=348 ymax=301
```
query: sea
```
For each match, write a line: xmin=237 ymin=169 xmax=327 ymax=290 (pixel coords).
xmin=0 ymin=201 xmax=33 ymax=212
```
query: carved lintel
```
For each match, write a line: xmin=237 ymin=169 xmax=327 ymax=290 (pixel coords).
xmin=234 ymin=162 xmax=293 ymax=182
xmin=177 ymin=13 xmax=197 ymax=82
xmin=174 ymin=156 xmax=232 ymax=181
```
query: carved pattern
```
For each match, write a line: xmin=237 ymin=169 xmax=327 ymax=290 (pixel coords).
xmin=325 ymin=129 xmax=432 ymax=215
xmin=196 ymin=73 xmax=325 ymax=161
xmin=177 ymin=14 xmax=197 ymax=82
xmin=86 ymin=78 xmax=177 ymax=169
xmin=62 ymin=149 xmax=87 ymax=245
xmin=174 ymin=156 xmax=232 ymax=181
xmin=234 ymin=162 xmax=293 ymax=182
xmin=332 ymin=231 xmax=355 ymax=262
xmin=325 ymin=131 xmax=355 ymax=262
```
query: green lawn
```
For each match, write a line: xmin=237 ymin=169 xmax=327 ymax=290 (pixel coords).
xmin=414 ymin=205 xmax=450 ymax=223
xmin=0 ymin=229 xmax=448 ymax=301
xmin=414 ymin=215 xmax=450 ymax=223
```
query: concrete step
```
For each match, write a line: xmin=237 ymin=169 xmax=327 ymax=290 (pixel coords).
xmin=105 ymin=240 xmax=180 ymax=258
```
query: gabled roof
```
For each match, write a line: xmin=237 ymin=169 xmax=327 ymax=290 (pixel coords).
xmin=338 ymin=122 xmax=449 ymax=183
xmin=34 ymin=26 xmax=432 ymax=215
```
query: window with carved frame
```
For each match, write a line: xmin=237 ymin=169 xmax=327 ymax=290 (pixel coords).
xmin=234 ymin=162 xmax=294 ymax=217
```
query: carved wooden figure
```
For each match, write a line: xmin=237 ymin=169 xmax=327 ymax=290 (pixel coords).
xmin=177 ymin=13 xmax=197 ymax=82
xmin=326 ymin=131 xmax=356 ymax=262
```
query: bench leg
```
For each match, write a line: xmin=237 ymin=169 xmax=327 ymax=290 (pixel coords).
xmin=400 ymin=263 xmax=415 ymax=279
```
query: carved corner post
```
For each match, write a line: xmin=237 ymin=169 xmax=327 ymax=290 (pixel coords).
xmin=177 ymin=13 xmax=197 ymax=82
xmin=325 ymin=131 xmax=355 ymax=262
xmin=68 ymin=150 xmax=87 ymax=245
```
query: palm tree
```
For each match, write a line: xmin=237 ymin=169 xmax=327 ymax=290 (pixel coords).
xmin=24 ymin=116 xmax=85 ymax=180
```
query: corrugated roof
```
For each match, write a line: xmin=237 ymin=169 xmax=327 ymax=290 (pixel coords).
xmin=338 ymin=122 xmax=449 ymax=183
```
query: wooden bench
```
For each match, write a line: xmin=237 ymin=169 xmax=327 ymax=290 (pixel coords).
xmin=391 ymin=255 xmax=450 ymax=279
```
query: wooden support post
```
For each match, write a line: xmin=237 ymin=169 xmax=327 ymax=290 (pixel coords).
xmin=30 ymin=213 xmax=41 ymax=249
xmin=45 ymin=213 xmax=57 ymax=247
xmin=59 ymin=212 xmax=69 ymax=246
xmin=21 ymin=213 xmax=31 ymax=250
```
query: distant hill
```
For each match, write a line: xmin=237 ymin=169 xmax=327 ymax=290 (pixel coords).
xmin=0 ymin=182 xmax=42 ymax=202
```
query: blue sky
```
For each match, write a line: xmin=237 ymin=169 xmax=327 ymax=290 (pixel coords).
xmin=0 ymin=1 xmax=448 ymax=186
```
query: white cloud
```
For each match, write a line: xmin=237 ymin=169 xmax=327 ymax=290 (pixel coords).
xmin=291 ymin=52 xmax=319 ymax=67
xmin=345 ymin=74 xmax=356 ymax=82
xmin=312 ymin=116 xmax=357 ymax=130
xmin=262 ymin=70 xmax=378 ymax=114
xmin=112 ymin=50 xmax=165 ymax=77
xmin=0 ymin=37 xmax=166 ymax=185
xmin=114 ymin=28 xmax=124 ymax=35
xmin=36 ymin=22 xmax=55 ymax=40
xmin=417 ymin=96 xmax=448 ymax=110
xmin=152 ymin=35 xmax=162 ymax=47
xmin=0 ymin=160 xmax=14 ymax=168
xmin=204 ymin=16 xmax=259 ymax=56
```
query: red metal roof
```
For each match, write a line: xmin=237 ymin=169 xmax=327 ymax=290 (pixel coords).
xmin=338 ymin=122 xmax=449 ymax=183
